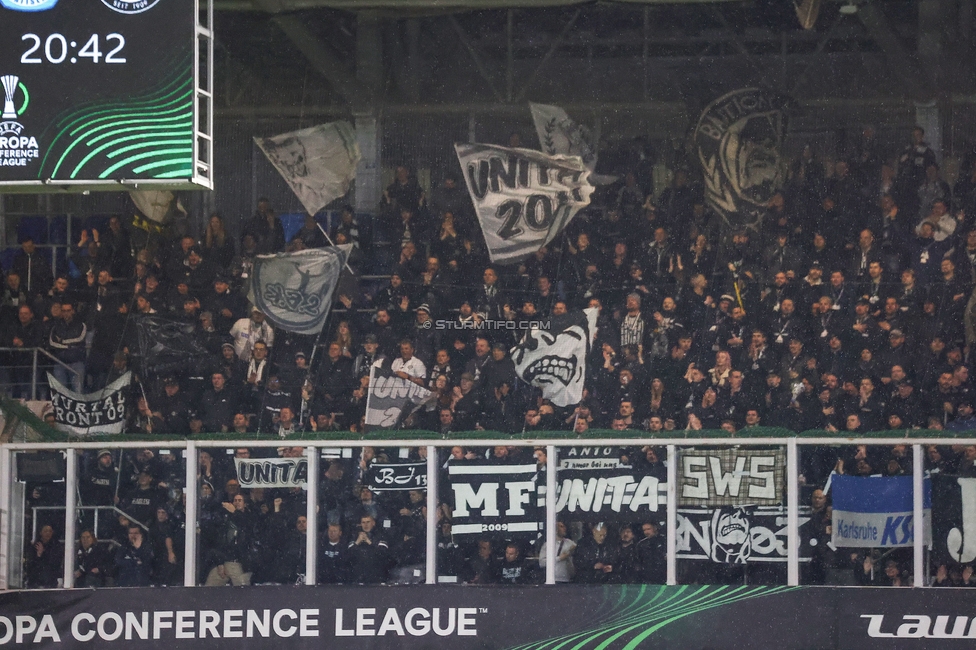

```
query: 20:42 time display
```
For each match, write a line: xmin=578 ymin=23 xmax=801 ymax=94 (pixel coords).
xmin=21 ymin=34 xmax=126 ymax=65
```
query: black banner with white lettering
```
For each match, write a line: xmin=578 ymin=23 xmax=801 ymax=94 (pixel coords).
xmin=676 ymin=506 xmax=813 ymax=564
xmin=366 ymin=462 xmax=427 ymax=492
xmin=448 ymin=463 xmax=541 ymax=538
xmin=4 ymin=584 xmax=976 ymax=649
xmin=932 ymin=474 xmax=976 ymax=566
xmin=678 ymin=448 xmax=785 ymax=507
xmin=555 ymin=469 xmax=666 ymax=523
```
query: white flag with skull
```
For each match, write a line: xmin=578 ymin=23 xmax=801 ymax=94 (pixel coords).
xmin=512 ymin=307 xmax=598 ymax=407
xmin=248 ymin=246 xmax=351 ymax=335
xmin=455 ymin=143 xmax=594 ymax=265
xmin=255 ymin=121 xmax=361 ymax=216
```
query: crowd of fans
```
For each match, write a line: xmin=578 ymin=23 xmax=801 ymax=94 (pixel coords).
xmin=8 ymin=123 xmax=976 ymax=588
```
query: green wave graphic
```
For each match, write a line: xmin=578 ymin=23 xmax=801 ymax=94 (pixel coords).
xmin=507 ymin=585 xmax=799 ymax=650
xmin=38 ymin=55 xmax=194 ymax=181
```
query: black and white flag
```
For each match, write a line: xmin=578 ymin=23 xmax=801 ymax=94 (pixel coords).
xmin=449 ymin=463 xmax=542 ymax=538
xmin=248 ymin=246 xmax=350 ymax=335
xmin=47 ymin=372 xmax=130 ymax=436
xmin=512 ymin=308 xmax=598 ymax=407
xmin=235 ymin=458 xmax=308 ymax=489
xmin=255 ymin=122 xmax=361 ymax=217
xmin=364 ymin=364 xmax=432 ymax=431
xmin=694 ymin=88 xmax=791 ymax=231
xmin=455 ymin=143 xmax=594 ymax=265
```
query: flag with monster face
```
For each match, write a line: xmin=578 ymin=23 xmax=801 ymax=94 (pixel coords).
xmin=511 ymin=308 xmax=597 ymax=407
xmin=710 ymin=506 xmax=752 ymax=564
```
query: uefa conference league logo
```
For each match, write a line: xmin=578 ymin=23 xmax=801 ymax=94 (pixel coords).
xmin=0 ymin=75 xmax=40 ymax=169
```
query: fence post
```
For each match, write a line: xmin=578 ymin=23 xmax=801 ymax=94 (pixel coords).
xmin=183 ymin=442 xmax=198 ymax=587
xmin=305 ymin=446 xmax=319 ymax=586
xmin=787 ymin=438 xmax=799 ymax=586
xmin=667 ymin=444 xmax=677 ymax=586
xmin=545 ymin=445 xmax=557 ymax=585
xmin=63 ymin=449 xmax=77 ymax=588
xmin=0 ymin=446 xmax=11 ymax=590
xmin=31 ymin=349 xmax=38 ymax=401
xmin=425 ymin=445 xmax=438 ymax=585
xmin=913 ymin=443 xmax=925 ymax=587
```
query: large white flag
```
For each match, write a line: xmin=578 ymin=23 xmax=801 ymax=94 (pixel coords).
xmin=47 ymin=372 xmax=130 ymax=436
xmin=455 ymin=143 xmax=593 ymax=265
xmin=511 ymin=308 xmax=598 ymax=407
xmin=248 ymin=246 xmax=351 ymax=335
xmin=255 ymin=122 xmax=361 ymax=216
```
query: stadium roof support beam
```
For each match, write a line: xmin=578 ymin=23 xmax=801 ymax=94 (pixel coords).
xmin=449 ymin=16 xmax=506 ymax=103
xmin=254 ymin=0 xmax=366 ymax=106
xmin=513 ymin=8 xmax=581 ymax=102
xmin=856 ymin=0 xmax=934 ymax=100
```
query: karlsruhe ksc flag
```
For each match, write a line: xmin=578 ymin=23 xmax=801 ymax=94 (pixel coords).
xmin=455 ymin=143 xmax=594 ymax=265
xmin=248 ymin=246 xmax=351 ymax=335
xmin=255 ymin=121 xmax=361 ymax=217
xmin=512 ymin=307 xmax=598 ymax=407
xmin=831 ymin=475 xmax=931 ymax=548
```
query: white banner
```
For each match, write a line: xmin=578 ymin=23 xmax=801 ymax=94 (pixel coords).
xmin=529 ymin=103 xmax=597 ymax=171
xmin=455 ymin=143 xmax=593 ymax=265
xmin=248 ymin=246 xmax=350 ymax=335
xmin=235 ymin=458 xmax=308 ymax=489
xmin=512 ymin=308 xmax=597 ymax=407
xmin=47 ymin=372 xmax=130 ymax=435
xmin=255 ymin=122 xmax=361 ymax=216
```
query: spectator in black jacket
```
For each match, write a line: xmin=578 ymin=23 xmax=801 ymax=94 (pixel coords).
xmin=75 ymin=529 xmax=112 ymax=588
xmin=115 ymin=525 xmax=153 ymax=587
xmin=346 ymin=514 xmax=392 ymax=584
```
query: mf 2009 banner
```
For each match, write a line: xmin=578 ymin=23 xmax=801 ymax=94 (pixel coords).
xmin=678 ymin=448 xmax=784 ymax=507
xmin=448 ymin=463 xmax=541 ymax=538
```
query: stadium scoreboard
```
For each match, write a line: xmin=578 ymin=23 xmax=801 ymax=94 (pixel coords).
xmin=0 ymin=0 xmax=213 ymax=192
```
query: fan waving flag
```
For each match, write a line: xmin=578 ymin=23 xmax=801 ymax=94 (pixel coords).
xmin=248 ymin=246 xmax=351 ymax=335
xmin=255 ymin=121 xmax=361 ymax=217
xmin=512 ymin=307 xmax=598 ymax=407
xmin=365 ymin=364 xmax=433 ymax=431
xmin=455 ymin=143 xmax=594 ymax=265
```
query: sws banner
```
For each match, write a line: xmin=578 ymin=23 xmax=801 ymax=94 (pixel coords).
xmin=676 ymin=506 xmax=813 ymax=564
xmin=678 ymin=448 xmax=784 ymax=507
xmin=365 ymin=462 xmax=427 ymax=492
xmin=235 ymin=458 xmax=308 ymax=489
xmin=455 ymin=142 xmax=594 ymax=265
xmin=831 ymin=475 xmax=932 ymax=548
xmin=448 ymin=463 xmax=541 ymax=538
xmin=5 ymin=584 xmax=976 ymax=648
xmin=47 ymin=371 xmax=130 ymax=435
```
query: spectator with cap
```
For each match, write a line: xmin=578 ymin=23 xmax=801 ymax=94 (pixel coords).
xmin=155 ymin=376 xmax=191 ymax=435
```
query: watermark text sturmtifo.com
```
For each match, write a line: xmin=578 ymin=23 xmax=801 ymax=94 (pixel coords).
xmin=426 ymin=319 xmax=551 ymax=331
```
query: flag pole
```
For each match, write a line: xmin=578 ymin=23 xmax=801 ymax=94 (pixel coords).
xmin=315 ymin=219 xmax=356 ymax=275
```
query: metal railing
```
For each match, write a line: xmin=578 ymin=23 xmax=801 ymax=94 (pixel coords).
xmin=31 ymin=506 xmax=149 ymax=546
xmin=0 ymin=347 xmax=83 ymax=400
xmin=0 ymin=433 xmax=969 ymax=591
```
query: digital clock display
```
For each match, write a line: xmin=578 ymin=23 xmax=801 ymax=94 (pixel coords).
xmin=0 ymin=0 xmax=200 ymax=186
